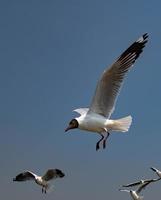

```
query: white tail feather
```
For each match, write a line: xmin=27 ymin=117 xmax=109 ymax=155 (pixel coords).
xmin=110 ymin=116 xmax=132 ymax=132
xmin=46 ymin=184 xmax=54 ymax=194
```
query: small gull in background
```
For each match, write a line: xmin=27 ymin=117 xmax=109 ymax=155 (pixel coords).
xmin=13 ymin=169 xmax=65 ymax=194
xmin=122 ymin=178 xmax=160 ymax=188
xmin=119 ymin=178 xmax=159 ymax=200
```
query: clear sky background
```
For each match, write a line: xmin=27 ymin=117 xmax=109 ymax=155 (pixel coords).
xmin=0 ymin=1 xmax=161 ymax=200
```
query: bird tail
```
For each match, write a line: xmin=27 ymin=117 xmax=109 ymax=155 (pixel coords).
xmin=110 ymin=116 xmax=132 ymax=132
xmin=140 ymin=196 xmax=144 ymax=200
xmin=46 ymin=183 xmax=54 ymax=194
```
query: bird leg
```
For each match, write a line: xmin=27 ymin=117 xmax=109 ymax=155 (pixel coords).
xmin=96 ymin=134 xmax=104 ymax=151
xmin=42 ymin=186 xmax=47 ymax=194
xmin=103 ymin=132 xmax=110 ymax=149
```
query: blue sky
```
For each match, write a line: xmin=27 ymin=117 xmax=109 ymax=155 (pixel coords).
xmin=0 ymin=1 xmax=161 ymax=199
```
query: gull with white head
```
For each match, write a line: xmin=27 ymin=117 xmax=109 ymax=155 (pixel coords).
xmin=65 ymin=33 xmax=148 ymax=150
xmin=13 ymin=169 xmax=65 ymax=194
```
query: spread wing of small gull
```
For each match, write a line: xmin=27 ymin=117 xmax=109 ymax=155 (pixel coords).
xmin=122 ymin=179 xmax=156 ymax=187
xmin=136 ymin=180 xmax=159 ymax=194
xmin=121 ymin=178 xmax=160 ymax=194
xmin=13 ymin=171 xmax=36 ymax=182
xmin=42 ymin=169 xmax=65 ymax=181
xmin=119 ymin=189 xmax=130 ymax=193
xmin=88 ymin=33 xmax=148 ymax=118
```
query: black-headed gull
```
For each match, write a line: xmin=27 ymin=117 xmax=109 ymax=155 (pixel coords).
xmin=13 ymin=169 xmax=65 ymax=193
xmin=65 ymin=33 xmax=148 ymax=150
xmin=119 ymin=178 xmax=159 ymax=200
xmin=150 ymin=167 xmax=161 ymax=178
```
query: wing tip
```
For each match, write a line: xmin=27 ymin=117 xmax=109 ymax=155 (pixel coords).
xmin=137 ymin=33 xmax=148 ymax=43
xmin=150 ymin=167 xmax=156 ymax=172
xmin=55 ymin=169 xmax=65 ymax=178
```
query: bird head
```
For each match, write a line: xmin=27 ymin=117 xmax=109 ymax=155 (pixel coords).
xmin=65 ymin=119 xmax=79 ymax=132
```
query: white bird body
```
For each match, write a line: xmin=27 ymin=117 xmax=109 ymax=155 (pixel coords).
xmin=120 ymin=189 xmax=143 ymax=200
xmin=65 ymin=33 xmax=148 ymax=150
xmin=35 ymin=176 xmax=48 ymax=188
xmin=130 ymin=190 xmax=143 ymax=200
xmin=76 ymin=111 xmax=132 ymax=133
xmin=76 ymin=112 xmax=107 ymax=133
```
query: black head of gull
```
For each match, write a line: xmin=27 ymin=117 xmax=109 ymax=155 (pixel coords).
xmin=65 ymin=119 xmax=79 ymax=132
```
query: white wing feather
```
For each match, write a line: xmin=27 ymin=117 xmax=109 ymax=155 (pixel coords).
xmin=88 ymin=34 xmax=148 ymax=118
xmin=73 ymin=108 xmax=89 ymax=116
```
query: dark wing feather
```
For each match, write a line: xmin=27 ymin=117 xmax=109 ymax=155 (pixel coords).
xmin=122 ymin=181 xmax=142 ymax=187
xmin=136 ymin=182 xmax=150 ymax=194
xmin=136 ymin=179 xmax=160 ymax=194
xmin=89 ymin=33 xmax=148 ymax=117
xmin=42 ymin=169 xmax=65 ymax=181
xmin=13 ymin=171 xmax=36 ymax=182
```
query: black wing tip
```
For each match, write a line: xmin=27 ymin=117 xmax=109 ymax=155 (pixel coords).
xmin=118 ymin=33 xmax=149 ymax=63
xmin=13 ymin=176 xmax=23 ymax=181
xmin=55 ymin=169 xmax=65 ymax=178
xmin=150 ymin=167 xmax=156 ymax=171
xmin=142 ymin=33 xmax=148 ymax=41
xmin=122 ymin=185 xmax=127 ymax=187
xmin=136 ymin=33 xmax=149 ymax=45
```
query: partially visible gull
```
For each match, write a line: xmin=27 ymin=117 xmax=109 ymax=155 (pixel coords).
xmin=150 ymin=167 xmax=161 ymax=178
xmin=65 ymin=33 xmax=148 ymax=150
xmin=13 ymin=169 xmax=65 ymax=193
xmin=119 ymin=178 xmax=159 ymax=200
xmin=122 ymin=178 xmax=160 ymax=188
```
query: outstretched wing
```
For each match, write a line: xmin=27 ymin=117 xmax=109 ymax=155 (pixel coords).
xmin=88 ymin=33 xmax=148 ymax=118
xmin=150 ymin=167 xmax=161 ymax=177
xmin=123 ymin=178 xmax=159 ymax=188
xmin=119 ymin=189 xmax=130 ymax=193
xmin=122 ymin=180 xmax=142 ymax=187
xmin=136 ymin=179 xmax=160 ymax=194
xmin=150 ymin=167 xmax=158 ymax=172
xmin=13 ymin=171 xmax=36 ymax=182
xmin=42 ymin=169 xmax=65 ymax=181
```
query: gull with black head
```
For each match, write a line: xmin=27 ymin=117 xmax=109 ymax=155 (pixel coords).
xmin=65 ymin=33 xmax=148 ymax=150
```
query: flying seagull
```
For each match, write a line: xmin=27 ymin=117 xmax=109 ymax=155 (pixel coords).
xmin=13 ymin=169 xmax=65 ymax=193
xmin=119 ymin=178 xmax=159 ymax=200
xmin=150 ymin=167 xmax=161 ymax=178
xmin=122 ymin=178 xmax=160 ymax=188
xmin=65 ymin=33 xmax=148 ymax=150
